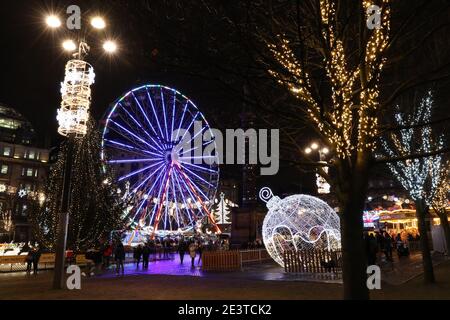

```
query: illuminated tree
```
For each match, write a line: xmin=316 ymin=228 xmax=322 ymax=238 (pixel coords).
xmin=380 ymin=90 xmax=446 ymax=281
xmin=31 ymin=119 xmax=125 ymax=251
xmin=112 ymin=0 xmax=450 ymax=299
xmin=265 ymin=0 xmax=391 ymax=299
xmin=430 ymin=162 xmax=450 ymax=255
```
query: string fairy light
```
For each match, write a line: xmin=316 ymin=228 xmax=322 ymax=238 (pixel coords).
xmin=259 ymin=187 xmax=341 ymax=267
xmin=58 ymin=59 xmax=96 ymax=138
xmin=268 ymin=0 xmax=391 ymax=158
xmin=32 ymin=119 xmax=125 ymax=250
xmin=380 ymin=90 xmax=446 ymax=204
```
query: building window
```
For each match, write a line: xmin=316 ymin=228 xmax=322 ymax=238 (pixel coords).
xmin=1 ymin=165 xmax=8 ymax=174
xmin=24 ymin=150 xmax=36 ymax=160
xmin=3 ymin=147 xmax=11 ymax=157
xmin=22 ymin=168 xmax=36 ymax=177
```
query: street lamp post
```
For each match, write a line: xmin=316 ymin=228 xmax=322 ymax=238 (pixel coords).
xmin=304 ymin=142 xmax=330 ymax=194
xmin=45 ymin=13 xmax=117 ymax=289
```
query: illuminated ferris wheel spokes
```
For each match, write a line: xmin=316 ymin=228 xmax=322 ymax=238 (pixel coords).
xmin=102 ymin=85 xmax=220 ymax=236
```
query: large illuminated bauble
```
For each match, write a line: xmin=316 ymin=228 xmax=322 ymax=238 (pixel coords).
xmin=259 ymin=188 xmax=341 ymax=267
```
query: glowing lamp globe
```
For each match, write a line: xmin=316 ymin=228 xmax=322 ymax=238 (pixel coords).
xmin=259 ymin=188 xmax=341 ymax=267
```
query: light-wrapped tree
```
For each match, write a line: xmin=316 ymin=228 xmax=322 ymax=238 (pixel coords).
xmin=110 ymin=0 xmax=450 ymax=299
xmin=380 ymin=90 xmax=446 ymax=282
xmin=265 ymin=0 xmax=391 ymax=299
xmin=430 ymin=161 xmax=450 ymax=255
xmin=31 ymin=119 xmax=125 ymax=251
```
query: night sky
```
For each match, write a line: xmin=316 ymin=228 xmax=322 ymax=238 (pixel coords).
xmin=1 ymin=1 xmax=448 ymax=198
xmin=0 ymin=0 xmax=313 ymax=196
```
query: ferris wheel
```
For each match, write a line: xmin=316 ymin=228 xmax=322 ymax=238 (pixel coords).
xmin=101 ymin=84 xmax=220 ymax=237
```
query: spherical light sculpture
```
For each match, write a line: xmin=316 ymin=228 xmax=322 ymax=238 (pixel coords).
xmin=259 ymin=188 xmax=341 ymax=267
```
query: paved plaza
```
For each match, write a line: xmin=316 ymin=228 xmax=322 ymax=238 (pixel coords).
xmin=1 ymin=253 xmax=449 ymax=300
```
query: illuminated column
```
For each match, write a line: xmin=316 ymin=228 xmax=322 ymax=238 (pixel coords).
xmin=305 ymin=144 xmax=331 ymax=194
xmin=57 ymin=59 xmax=95 ymax=137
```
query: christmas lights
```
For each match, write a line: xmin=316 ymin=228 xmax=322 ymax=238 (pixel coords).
xmin=58 ymin=59 xmax=96 ymax=138
xmin=31 ymin=120 xmax=125 ymax=250
xmin=211 ymin=192 xmax=237 ymax=225
xmin=380 ymin=91 xmax=445 ymax=204
xmin=101 ymin=85 xmax=220 ymax=237
xmin=259 ymin=188 xmax=341 ymax=267
xmin=268 ymin=0 xmax=391 ymax=158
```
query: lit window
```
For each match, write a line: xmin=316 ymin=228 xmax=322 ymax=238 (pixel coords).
xmin=3 ymin=147 xmax=11 ymax=156
xmin=27 ymin=168 xmax=33 ymax=177
xmin=21 ymin=204 xmax=28 ymax=216
xmin=28 ymin=150 xmax=36 ymax=160
xmin=1 ymin=165 xmax=8 ymax=174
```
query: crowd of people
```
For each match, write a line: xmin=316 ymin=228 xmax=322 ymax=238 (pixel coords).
xmin=364 ymin=229 xmax=420 ymax=266
xmin=79 ymin=236 xmax=231 ymax=276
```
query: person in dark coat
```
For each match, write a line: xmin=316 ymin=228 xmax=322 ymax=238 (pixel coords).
xmin=364 ymin=232 xmax=377 ymax=266
xmin=142 ymin=244 xmax=150 ymax=269
xmin=32 ymin=246 xmax=41 ymax=275
xmin=178 ymin=240 xmax=186 ymax=264
xmin=134 ymin=245 xmax=143 ymax=268
xmin=26 ymin=249 xmax=34 ymax=274
xmin=189 ymin=242 xmax=197 ymax=268
xmin=114 ymin=242 xmax=125 ymax=275
xmin=383 ymin=232 xmax=393 ymax=261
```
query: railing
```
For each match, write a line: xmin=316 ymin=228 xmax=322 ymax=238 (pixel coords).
xmin=202 ymin=249 xmax=270 ymax=271
xmin=239 ymin=249 xmax=272 ymax=267
xmin=0 ymin=253 xmax=56 ymax=273
xmin=283 ymin=249 xmax=343 ymax=274
xmin=202 ymin=250 xmax=241 ymax=271
xmin=408 ymin=240 xmax=421 ymax=252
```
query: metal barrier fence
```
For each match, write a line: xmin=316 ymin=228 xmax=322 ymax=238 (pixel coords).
xmin=0 ymin=254 xmax=56 ymax=273
xmin=202 ymin=250 xmax=240 ymax=271
xmin=202 ymin=249 xmax=271 ymax=271
xmin=283 ymin=249 xmax=343 ymax=274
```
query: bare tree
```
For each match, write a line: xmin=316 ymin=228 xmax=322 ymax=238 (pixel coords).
xmin=108 ymin=0 xmax=450 ymax=299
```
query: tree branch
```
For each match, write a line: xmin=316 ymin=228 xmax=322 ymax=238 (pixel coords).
xmin=375 ymin=147 xmax=450 ymax=164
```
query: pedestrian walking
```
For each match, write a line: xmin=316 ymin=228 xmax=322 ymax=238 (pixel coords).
xmin=383 ymin=232 xmax=393 ymax=261
xmin=134 ymin=245 xmax=143 ymax=268
xmin=26 ymin=249 xmax=33 ymax=274
xmin=189 ymin=242 xmax=197 ymax=268
xmin=142 ymin=244 xmax=150 ymax=269
xmin=178 ymin=240 xmax=186 ymax=264
xmin=114 ymin=242 xmax=125 ymax=275
xmin=365 ymin=233 xmax=377 ymax=266
xmin=103 ymin=243 xmax=113 ymax=269
xmin=32 ymin=246 xmax=41 ymax=275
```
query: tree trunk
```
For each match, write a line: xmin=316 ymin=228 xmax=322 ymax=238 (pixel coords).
xmin=437 ymin=211 xmax=450 ymax=255
xmin=415 ymin=199 xmax=435 ymax=283
xmin=340 ymin=152 xmax=370 ymax=300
